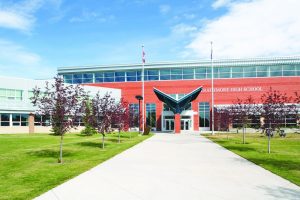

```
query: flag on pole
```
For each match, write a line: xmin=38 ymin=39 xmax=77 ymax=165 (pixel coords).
xmin=142 ymin=46 xmax=146 ymax=64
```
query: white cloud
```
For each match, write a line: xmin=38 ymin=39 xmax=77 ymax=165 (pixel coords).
xmin=0 ymin=0 xmax=62 ymax=32
xmin=0 ymin=10 xmax=33 ymax=32
xmin=0 ymin=39 xmax=55 ymax=79
xmin=187 ymin=0 xmax=300 ymax=59
xmin=172 ymin=23 xmax=197 ymax=36
xmin=159 ymin=4 xmax=171 ymax=15
xmin=212 ymin=0 xmax=233 ymax=9
xmin=0 ymin=39 xmax=41 ymax=65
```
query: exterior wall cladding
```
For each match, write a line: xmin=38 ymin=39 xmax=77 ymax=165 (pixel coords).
xmin=58 ymin=56 xmax=300 ymax=132
xmin=90 ymin=77 xmax=300 ymax=131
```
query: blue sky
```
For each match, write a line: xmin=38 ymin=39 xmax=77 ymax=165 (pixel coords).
xmin=0 ymin=0 xmax=299 ymax=79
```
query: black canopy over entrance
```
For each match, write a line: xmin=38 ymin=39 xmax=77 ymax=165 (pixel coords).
xmin=153 ymin=86 xmax=203 ymax=114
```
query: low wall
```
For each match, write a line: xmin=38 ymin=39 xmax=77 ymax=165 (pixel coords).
xmin=0 ymin=126 xmax=85 ymax=134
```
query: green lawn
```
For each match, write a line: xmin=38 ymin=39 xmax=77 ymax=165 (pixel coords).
xmin=204 ymin=133 xmax=300 ymax=186
xmin=0 ymin=132 xmax=151 ymax=200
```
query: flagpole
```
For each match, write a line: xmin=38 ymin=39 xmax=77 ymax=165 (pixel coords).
xmin=211 ymin=41 xmax=215 ymax=135
xmin=142 ymin=45 xmax=145 ymax=134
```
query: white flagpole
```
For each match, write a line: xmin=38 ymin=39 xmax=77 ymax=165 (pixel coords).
xmin=211 ymin=41 xmax=215 ymax=135
xmin=142 ymin=45 xmax=145 ymax=134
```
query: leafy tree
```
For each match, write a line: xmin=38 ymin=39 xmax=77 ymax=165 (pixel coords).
xmin=31 ymin=76 xmax=86 ymax=163
xmin=112 ymin=99 xmax=130 ymax=142
xmin=260 ymin=87 xmax=292 ymax=130
xmin=229 ymin=95 xmax=257 ymax=144
xmin=91 ymin=92 xmax=116 ymax=149
xmin=292 ymin=92 xmax=300 ymax=129
xmin=260 ymin=87 xmax=296 ymax=153
xmin=81 ymin=100 xmax=97 ymax=136
xmin=214 ymin=107 xmax=231 ymax=131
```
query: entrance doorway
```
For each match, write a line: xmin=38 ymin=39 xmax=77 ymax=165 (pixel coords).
xmin=165 ymin=119 xmax=174 ymax=131
xmin=180 ymin=116 xmax=192 ymax=131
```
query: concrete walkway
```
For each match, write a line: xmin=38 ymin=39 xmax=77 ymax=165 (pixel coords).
xmin=35 ymin=134 xmax=300 ymax=200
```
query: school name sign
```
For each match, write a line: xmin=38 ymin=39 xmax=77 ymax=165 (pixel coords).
xmin=202 ymin=86 xmax=263 ymax=93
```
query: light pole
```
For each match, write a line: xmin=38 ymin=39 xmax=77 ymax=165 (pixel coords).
xmin=135 ymin=95 xmax=143 ymax=134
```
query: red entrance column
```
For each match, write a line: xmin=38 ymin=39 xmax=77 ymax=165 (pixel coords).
xmin=174 ymin=113 xmax=181 ymax=134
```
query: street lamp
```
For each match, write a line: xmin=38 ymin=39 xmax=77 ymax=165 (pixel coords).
xmin=135 ymin=95 xmax=143 ymax=134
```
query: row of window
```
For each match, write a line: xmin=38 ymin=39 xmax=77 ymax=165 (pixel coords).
xmin=62 ymin=64 xmax=300 ymax=84
xmin=0 ymin=89 xmax=35 ymax=101
xmin=0 ymin=114 xmax=28 ymax=126
xmin=0 ymin=89 xmax=23 ymax=101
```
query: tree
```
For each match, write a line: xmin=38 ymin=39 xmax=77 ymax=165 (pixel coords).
xmin=260 ymin=87 xmax=295 ymax=153
xmin=31 ymin=76 xmax=86 ymax=163
xmin=261 ymin=87 xmax=292 ymax=130
xmin=91 ymin=92 xmax=116 ymax=149
xmin=80 ymin=100 xmax=97 ymax=136
xmin=229 ymin=95 xmax=257 ymax=144
xmin=295 ymin=92 xmax=300 ymax=129
xmin=112 ymin=99 xmax=130 ymax=142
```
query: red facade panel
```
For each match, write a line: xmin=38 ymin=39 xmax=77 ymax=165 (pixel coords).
xmin=87 ymin=77 xmax=300 ymax=132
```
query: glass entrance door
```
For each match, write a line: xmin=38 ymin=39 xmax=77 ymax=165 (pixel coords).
xmin=165 ymin=119 xmax=174 ymax=131
xmin=181 ymin=119 xmax=191 ymax=130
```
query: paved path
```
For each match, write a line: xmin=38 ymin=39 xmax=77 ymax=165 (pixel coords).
xmin=35 ymin=134 xmax=300 ymax=200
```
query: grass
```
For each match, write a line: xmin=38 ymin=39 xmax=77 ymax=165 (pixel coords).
xmin=204 ymin=132 xmax=300 ymax=186
xmin=0 ymin=132 xmax=152 ymax=200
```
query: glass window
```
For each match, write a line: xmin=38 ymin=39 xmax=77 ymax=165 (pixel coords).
xmin=129 ymin=104 xmax=139 ymax=127
xmin=73 ymin=74 xmax=83 ymax=84
xmin=34 ymin=115 xmax=50 ymax=126
xmin=283 ymin=65 xmax=296 ymax=76
xmin=95 ymin=73 xmax=103 ymax=82
xmin=146 ymin=103 xmax=156 ymax=128
xmin=104 ymin=72 xmax=114 ymax=82
xmin=199 ymin=102 xmax=210 ymax=128
xmin=126 ymin=71 xmax=136 ymax=77
xmin=83 ymin=73 xmax=93 ymax=79
xmin=282 ymin=65 xmax=295 ymax=71
xmin=147 ymin=70 xmax=158 ymax=80
xmin=283 ymin=71 xmax=296 ymax=76
xmin=126 ymin=71 xmax=137 ymax=82
xmin=183 ymin=68 xmax=194 ymax=75
xmin=257 ymin=71 xmax=268 ymax=77
xmin=195 ymin=73 xmax=206 ymax=79
xmin=115 ymin=76 xmax=125 ymax=82
xmin=171 ymin=69 xmax=182 ymax=80
xmin=232 ymin=66 xmax=243 ymax=78
xmin=12 ymin=114 xmax=20 ymax=122
xmin=160 ymin=69 xmax=170 ymax=80
xmin=218 ymin=67 xmax=230 ymax=78
xmin=257 ymin=66 xmax=268 ymax=71
xmin=64 ymin=74 xmax=73 ymax=83
xmin=64 ymin=74 xmax=73 ymax=79
xmin=244 ymin=67 xmax=256 ymax=77
xmin=95 ymin=72 xmax=103 ymax=78
xmin=115 ymin=71 xmax=125 ymax=76
xmin=127 ymin=76 xmax=137 ymax=81
xmin=21 ymin=114 xmax=28 ymax=126
xmin=115 ymin=71 xmax=125 ymax=82
xmin=183 ymin=74 xmax=194 ymax=79
xmin=0 ymin=89 xmax=5 ymax=96
xmin=270 ymin=65 xmax=282 ymax=77
xmin=195 ymin=68 xmax=206 ymax=73
xmin=0 ymin=113 xmax=10 ymax=126
xmin=137 ymin=71 xmax=142 ymax=81
xmin=73 ymin=74 xmax=82 ymax=79
xmin=171 ymin=68 xmax=182 ymax=74
xmin=148 ymin=70 xmax=158 ymax=76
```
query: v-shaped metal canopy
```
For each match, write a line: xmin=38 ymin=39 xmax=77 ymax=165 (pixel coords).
xmin=153 ymin=86 xmax=203 ymax=114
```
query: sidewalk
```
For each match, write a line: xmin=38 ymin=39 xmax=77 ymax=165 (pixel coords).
xmin=35 ymin=134 xmax=300 ymax=200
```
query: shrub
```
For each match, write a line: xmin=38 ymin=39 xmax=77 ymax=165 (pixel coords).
xmin=81 ymin=125 xmax=97 ymax=136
